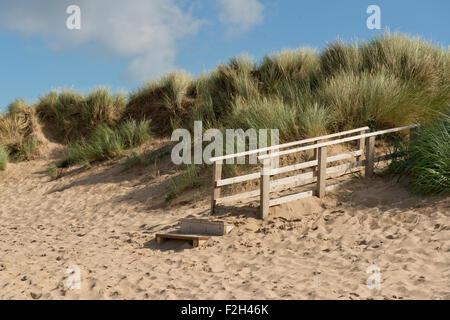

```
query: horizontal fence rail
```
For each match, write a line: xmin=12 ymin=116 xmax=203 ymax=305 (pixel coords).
xmin=210 ymin=124 xmax=419 ymax=218
xmin=258 ymin=124 xmax=419 ymax=160
xmin=209 ymin=126 xmax=369 ymax=163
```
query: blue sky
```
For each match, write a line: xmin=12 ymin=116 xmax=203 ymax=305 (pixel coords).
xmin=0 ymin=0 xmax=449 ymax=111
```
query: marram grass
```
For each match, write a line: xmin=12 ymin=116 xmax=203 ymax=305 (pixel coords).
xmin=0 ymin=100 xmax=40 ymax=160
xmin=36 ymin=88 xmax=126 ymax=142
xmin=60 ymin=119 xmax=151 ymax=167
xmin=0 ymin=145 xmax=8 ymax=171
xmin=389 ymin=107 xmax=450 ymax=195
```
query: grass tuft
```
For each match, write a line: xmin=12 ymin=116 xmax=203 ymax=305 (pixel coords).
xmin=389 ymin=108 xmax=450 ymax=195
xmin=36 ymin=88 xmax=125 ymax=142
xmin=0 ymin=100 xmax=41 ymax=160
xmin=0 ymin=145 xmax=8 ymax=170
xmin=258 ymin=48 xmax=321 ymax=95
xmin=124 ymin=71 xmax=194 ymax=135
xmin=227 ymin=96 xmax=299 ymax=140
xmin=60 ymin=119 xmax=151 ymax=167
xmin=166 ymin=164 xmax=202 ymax=201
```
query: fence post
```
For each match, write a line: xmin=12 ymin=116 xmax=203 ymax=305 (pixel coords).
xmin=410 ymin=125 xmax=418 ymax=141
xmin=259 ymin=158 xmax=271 ymax=219
xmin=365 ymin=136 xmax=375 ymax=177
xmin=317 ymin=146 xmax=327 ymax=198
xmin=356 ymin=129 xmax=366 ymax=162
xmin=211 ymin=160 xmax=222 ymax=214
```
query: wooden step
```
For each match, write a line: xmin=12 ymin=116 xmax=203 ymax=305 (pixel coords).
xmin=155 ymin=233 xmax=211 ymax=247
xmin=180 ymin=218 xmax=234 ymax=236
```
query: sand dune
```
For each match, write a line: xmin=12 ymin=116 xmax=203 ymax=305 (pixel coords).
xmin=0 ymin=156 xmax=448 ymax=300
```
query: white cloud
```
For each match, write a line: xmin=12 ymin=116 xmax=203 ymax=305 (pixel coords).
xmin=0 ymin=0 xmax=204 ymax=82
xmin=219 ymin=0 xmax=264 ymax=35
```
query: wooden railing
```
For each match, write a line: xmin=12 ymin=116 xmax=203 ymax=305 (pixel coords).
xmin=210 ymin=124 xmax=419 ymax=219
xmin=209 ymin=126 xmax=370 ymax=214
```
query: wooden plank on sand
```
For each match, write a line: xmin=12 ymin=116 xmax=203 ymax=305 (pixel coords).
xmin=180 ymin=218 xmax=234 ymax=236
xmin=155 ymin=234 xmax=211 ymax=247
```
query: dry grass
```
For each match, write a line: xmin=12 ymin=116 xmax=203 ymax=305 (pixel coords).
xmin=124 ymin=71 xmax=194 ymax=135
xmin=0 ymin=100 xmax=41 ymax=160
xmin=36 ymin=88 xmax=125 ymax=142
xmin=59 ymin=119 xmax=151 ymax=167
xmin=0 ymin=145 xmax=8 ymax=170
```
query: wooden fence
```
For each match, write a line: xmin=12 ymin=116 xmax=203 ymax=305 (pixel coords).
xmin=209 ymin=124 xmax=419 ymax=219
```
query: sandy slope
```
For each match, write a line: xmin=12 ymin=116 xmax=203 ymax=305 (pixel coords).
xmin=0 ymin=156 xmax=449 ymax=300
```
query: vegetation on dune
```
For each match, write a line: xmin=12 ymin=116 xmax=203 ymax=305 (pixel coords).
xmin=166 ymin=164 xmax=202 ymax=202
xmin=36 ymin=88 xmax=126 ymax=142
xmin=361 ymin=33 xmax=450 ymax=86
xmin=320 ymin=41 xmax=362 ymax=78
xmin=59 ymin=119 xmax=151 ymax=167
xmin=258 ymin=48 xmax=321 ymax=95
xmin=316 ymin=71 xmax=414 ymax=130
xmin=227 ymin=96 xmax=300 ymax=140
xmin=201 ymin=56 xmax=260 ymax=121
xmin=389 ymin=107 xmax=450 ymax=195
xmin=124 ymin=71 xmax=195 ymax=135
xmin=0 ymin=32 xmax=448 ymax=198
xmin=0 ymin=145 xmax=8 ymax=170
xmin=124 ymin=32 xmax=448 ymax=141
xmin=0 ymin=99 xmax=41 ymax=160
xmin=3 ymin=32 xmax=447 ymax=146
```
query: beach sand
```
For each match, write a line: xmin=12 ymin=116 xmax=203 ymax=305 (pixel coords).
xmin=0 ymin=154 xmax=449 ymax=300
